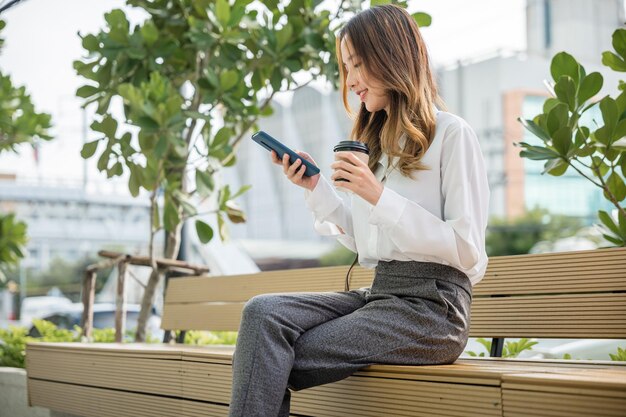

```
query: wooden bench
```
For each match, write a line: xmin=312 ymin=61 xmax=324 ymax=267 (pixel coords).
xmin=26 ymin=247 xmax=626 ymax=416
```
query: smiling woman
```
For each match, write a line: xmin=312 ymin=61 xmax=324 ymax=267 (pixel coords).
xmin=230 ymin=4 xmax=490 ymax=417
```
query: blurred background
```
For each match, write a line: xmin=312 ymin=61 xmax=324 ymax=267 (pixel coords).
xmin=0 ymin=0 xmax=625 ymax=359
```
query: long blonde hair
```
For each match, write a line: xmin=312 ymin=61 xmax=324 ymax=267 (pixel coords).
xmin=336 ymin=5 xmax=445 ymax=176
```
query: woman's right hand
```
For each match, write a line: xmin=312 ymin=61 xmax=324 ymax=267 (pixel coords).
xmin=271 ymin=150 xmax=320 ymax=191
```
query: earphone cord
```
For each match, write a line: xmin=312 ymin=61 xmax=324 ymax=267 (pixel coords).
xmin=343 ymin=158 xmax=395 ymax=292
xmin=344 ymin=253 xmax=359 ymax=292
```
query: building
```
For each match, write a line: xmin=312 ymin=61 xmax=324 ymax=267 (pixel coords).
xmin=439 ymin=0 xmax=624 ymax=221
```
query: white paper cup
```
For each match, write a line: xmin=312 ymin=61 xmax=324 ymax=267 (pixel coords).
xmin=333 ymin=141 xmax=370 ymax=193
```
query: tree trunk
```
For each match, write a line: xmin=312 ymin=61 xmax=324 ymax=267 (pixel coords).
xmin=134 ymin=225 xmax=182 ymax=342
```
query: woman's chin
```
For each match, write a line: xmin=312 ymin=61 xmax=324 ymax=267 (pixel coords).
xmin=364 ymin=102 xmax=385 ymax=113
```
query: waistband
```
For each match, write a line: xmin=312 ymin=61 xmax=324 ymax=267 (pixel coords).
xmin=374 ymin=260 xmax=472 ymax=298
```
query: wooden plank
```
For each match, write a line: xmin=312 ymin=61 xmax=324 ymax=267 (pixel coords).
xmin=291 ymin=375 xmax=502 ymax=417
xmin=501 ymin=370 xmax=626 ymax=397
xmin=502 ymin=391 xmax=626 ymax=413
xmin=162 ymin=303 xmax=243 ymax=331
xmin=469 ymin=293 xmax=626 ymax=337
xmin=28 ymin=379 xmax=189 ymax=417
xmin=480 ymin=247 xmax=626 ymax=265
xmin=162 ymin=292 xmax=626 ymax=338
xmin=164 ymin=266 xmax=353 ymax=303
xmin=28 ymin=379 xmax=233 ymax=417
xmin=162 ymin=250 xmax=626 ymax=310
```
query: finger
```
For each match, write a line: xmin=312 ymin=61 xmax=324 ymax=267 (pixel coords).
xmin=297 ymin=151 xmax=316 ymax=165
xmin=335 ymin=151 xmax=361 ymax=165
xmin=331 ymin=160 xmax=356 ymax=174
xmin=282 ymin=153 xmax=291 ymax=173
xmin=333 ymin=178 xmax=354 ymax=192
xmin=295 ymin=164 xmax=307 ymax=180
xmin=287 ymin=158 xmax=302 ymax=178
xmin=270 ymin=151 xmax=280 ymax=164
xmin=331 ymin=169 xmax=354 ymax=182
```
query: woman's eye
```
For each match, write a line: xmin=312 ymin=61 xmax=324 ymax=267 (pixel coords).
xmin=353 ymin=63 xmax=361 ymax=69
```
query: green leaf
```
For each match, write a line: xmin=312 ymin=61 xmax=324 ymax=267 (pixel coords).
xmin=178 ymin=198 xmax=197 ymax=217
xmin=592 ymin=156 xmax=610 ymax=177
xmin=602 ymin=233 xmax=623 ymax=246
xmin=519 ymin=117 xmax=550 ymax=143
xmin=270 ymin=67 xmax=282 ymax=91
xmin=546 ymin=103 xmax=569 ymax=136
xmin=551 ymin=52 xmax=580 ymax=84
xmin=111 ymin=161 xmax=123 ymax=177
xmin=195 ymin=170 xmax=215 ymax=198
xmin=578 ymin=72 xmax=603 ymax=104
xmin=96 ymin=149 xmax=110 ymax=171
xmin=602 ymin=51 xmax=626 ymax=72
xmin=136 ymin=116 xmax=160 ymax=132
xmin=212 ymin=127 xmax=232 ymax=149
xmin=155 ymin=135 xmax=168 ymax=158
xmin=611 ymin=28 xmax=626 ymax=60
xmin=543 ymin=157 xmax=568 ymax=176
xmin=552 ymin=126 xmax=572 ymax=155
xmin=141 ymin=21 xmax=159 ymax=46
xmin=606 ymin=171 xmax=626 ymax=202
xmin=216 ymin=0 xmax=231 ymax=27
xmin=217 ymin=213 xmax=229 ymax=241
xmin=600 ymin=97 xmax=618 ymax=132
xmin=613 ymin=120 xmax=626 ymax=145
xmin=218 ymin=185 xmax=231 ymax=209
xmin=411 ymin=12 xmax=431 ymax=27
xmin=370 ymin=0 xmax=391 ymax=5
xmin=80 ymin=140 xmax=100 ymax=159
xmin=76 ymin=85 xmax=99 ymax=99
xmin=81 ymin=34 xmax=99 ymax=51
xmin=554 ymin=76 xmax=576 ymax=111
xmin=518 ymin=143 xmax=560 ymax=160
xmin=599 ymin=210 xmax=621 ymax=236
xmin=163 ymin=198 xmax=180 ymax=232
xmin=617 ymin=90 xmax=626 ymax=115
xmin=276 ymin=24 xmax=293 ymax=51
xmin=92 ymin=116 xmax=118 ymax=138
xmin=543 ymin=98 xmax=561 ymax=114
xmin=196 ymin=220 xmax=214 ymax=243
xmin=220 ymin=70 xmax=239 ymax=91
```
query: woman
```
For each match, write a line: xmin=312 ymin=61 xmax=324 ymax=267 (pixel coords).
xmin=228 ymin=5 xmax=490 ymax=417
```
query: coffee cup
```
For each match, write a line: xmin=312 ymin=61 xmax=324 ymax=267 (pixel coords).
xmin=333 ymin=140 xmax=369 ymax=193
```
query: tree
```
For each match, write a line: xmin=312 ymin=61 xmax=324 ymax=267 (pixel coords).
xmin=0 ymin=19 xmax=53 ymax=286
xmin=75 ymin=0 xmax=431 ymax=341
xmin=516 ymin=28 xmax=626 ymax=247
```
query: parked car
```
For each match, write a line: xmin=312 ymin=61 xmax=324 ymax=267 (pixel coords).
xmin=28 ymin=302 xmax=163 ymax=341
xmin=20 ymin=295 xmax=74 ymax=327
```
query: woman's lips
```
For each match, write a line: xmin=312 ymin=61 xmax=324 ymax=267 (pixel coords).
xmin=358 ymin=89 xmax=368 ymax=101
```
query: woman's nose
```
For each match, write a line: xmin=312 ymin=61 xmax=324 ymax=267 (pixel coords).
xmin=346 ymin=72 xmax=357 ymax=90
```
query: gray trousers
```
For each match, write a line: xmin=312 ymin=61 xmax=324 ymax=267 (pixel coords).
xmin=228 ymin=261 xmax=473 ymax=417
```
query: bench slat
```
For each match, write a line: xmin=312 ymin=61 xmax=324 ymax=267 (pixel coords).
xmin=162 ymin=292 xmax=626 ymax=338
xmin=164 ymin=248 xmax=626 ymax=305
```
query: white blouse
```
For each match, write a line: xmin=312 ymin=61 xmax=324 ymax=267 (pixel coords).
xmin=304 ymin=111 xmax=490 ymax=286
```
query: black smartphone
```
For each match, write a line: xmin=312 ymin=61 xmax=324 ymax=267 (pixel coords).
xmin=251 ymin=131 xmax=320 ymax=177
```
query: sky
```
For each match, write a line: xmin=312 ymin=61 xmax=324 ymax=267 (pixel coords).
xmin=0 ymin=0 xmax=535 ymax=186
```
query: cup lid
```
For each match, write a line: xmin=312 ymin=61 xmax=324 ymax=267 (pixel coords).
xmin=333 ymin=141 xmax=369 ymax=154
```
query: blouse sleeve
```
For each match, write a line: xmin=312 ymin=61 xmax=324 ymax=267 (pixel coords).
xmin=368 ymin=121 xmax=490 ymax=271
xmin=304 ymin=174 xmax=357 ymax=253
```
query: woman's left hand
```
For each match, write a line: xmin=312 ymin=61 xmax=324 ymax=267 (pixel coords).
xmin=331 ymin=151 xmax=384 ymax=205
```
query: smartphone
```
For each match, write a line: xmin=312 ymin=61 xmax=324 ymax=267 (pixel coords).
xmin=251 ymin=131 xmax=320 ymax=177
